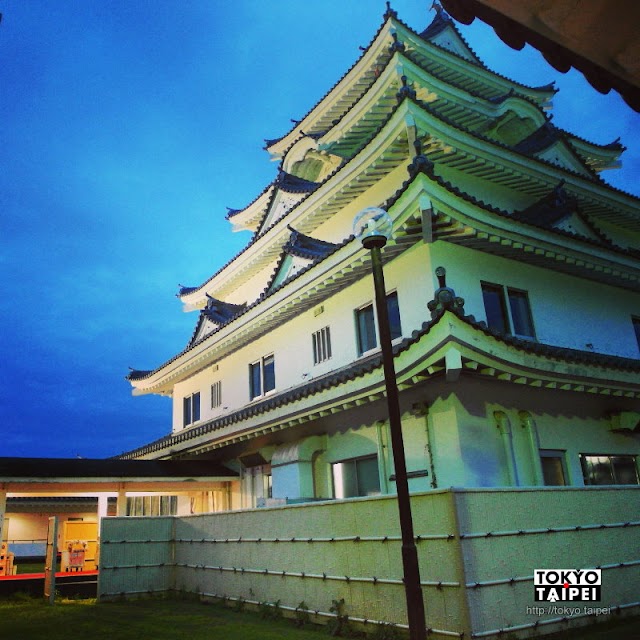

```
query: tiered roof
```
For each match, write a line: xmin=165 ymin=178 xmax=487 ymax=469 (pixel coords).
xmin=128 ymin=4 xmax=640 ymax=400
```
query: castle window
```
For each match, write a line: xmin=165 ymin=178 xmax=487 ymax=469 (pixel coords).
xmin=355 ymin=292 xmax=402 ymax=355
xmin=183 ymin=392 xmax=200 ymax=427
xmin=312 ymin=326 xmax=332 ymax=364
xmin=540 ymin=450 xmax=568 ymax=486
xmin=482 ymin=282 xmax=535 ymax=338
xmin=580 ymin=454 xmax=639 ymax=485
xmin=249 ymin=355 xmax=275 ymax=400
xmin=332 ymin=455 xmax=380 ymax=498
xmin=211 ymin=381 xmax=222 ymax=409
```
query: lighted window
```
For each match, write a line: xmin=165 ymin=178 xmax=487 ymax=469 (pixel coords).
xmin=355 ymin=292 xmax=402 ymax=355
xmin=540 ymin=450 xmax=568 ymax=486
xmin=580 ymin=454 xmax=639 ymax=485
xmin=211 ymin=381 xmax=222 ymax=408
xmin=183 ymin=392 xmax=200 ymax=427
xmin=332 ymin=455 xmax=380 ymax=499
xmin=312 ymin=326 xmax=332 ymax=365
xmin=481 ymin=282 xmax=535 ymax=338
xmin=249 ymin=355 xmax=275 ymax=400
xmin=126 ymin=495 xmax=177 ymax=516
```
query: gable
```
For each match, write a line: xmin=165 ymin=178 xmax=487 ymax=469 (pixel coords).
xmin=428 ymin=24 xmax=479 ymax=63
xmin=536 ymin=141 xmax=592 ymax=177
xmin=190 ymin=316 xmax=217 ymax=346
xmin=269 ymin=254 xmax=312 ymax=292
xmin=554 ymin=212 xmax=603 ymax=241
xmin=260 ymin=190 xmax=304 ymax=232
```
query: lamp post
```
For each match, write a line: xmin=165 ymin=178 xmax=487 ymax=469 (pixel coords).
xmin=353 ymin=207 xmax=426 ymax=640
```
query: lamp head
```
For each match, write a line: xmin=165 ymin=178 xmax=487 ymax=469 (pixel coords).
xmin=353 ymin=207 xmax=392 ymax=249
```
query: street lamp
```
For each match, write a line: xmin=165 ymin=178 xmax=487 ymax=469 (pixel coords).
xmin=353 ymin=207 xmax=427 ymax=640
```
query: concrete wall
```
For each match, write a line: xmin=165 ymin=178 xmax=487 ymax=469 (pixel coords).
xmin=99 ymin=486 xmax=640 ymax=639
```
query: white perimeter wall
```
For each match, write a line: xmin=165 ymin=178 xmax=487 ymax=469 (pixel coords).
xmin=99 ymin=486 xmax=640 ymax=639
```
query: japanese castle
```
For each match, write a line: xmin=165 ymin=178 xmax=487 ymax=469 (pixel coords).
xmin=125 ymin=4 xmax=640 ymax=511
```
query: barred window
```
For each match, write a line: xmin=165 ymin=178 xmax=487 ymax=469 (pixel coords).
xmin=312 ymin=326 xmax=332 ymax=364
xmin=211 ymin=381 xmax=222 ymax=408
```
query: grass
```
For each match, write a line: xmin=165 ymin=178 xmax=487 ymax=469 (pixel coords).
xmin=0 ymin=595 xmax=638 ymax=639
xmin=14 ymin=561 xmax=48 ymax=574
xmin=0 ymin=596 xmax=327 ymax=640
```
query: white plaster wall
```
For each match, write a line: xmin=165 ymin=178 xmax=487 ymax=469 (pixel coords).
xmin=428 ymin=387 xmax=640 ymax=490
xmin=535 ymin=414 xmax=640 ymax=487
xmin=171 ymin=242 xmax=437 ymax=434
xmin=99 ymin=487 xmax=640 ymax=638
xmin=429 ymin=241 xmax=640 ymax=357
xmin=428 ymin=394 xmax=508 ymax=488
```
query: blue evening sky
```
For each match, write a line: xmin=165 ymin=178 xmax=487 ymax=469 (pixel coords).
xmin=1 ymin=1 xmax=638 ymax=459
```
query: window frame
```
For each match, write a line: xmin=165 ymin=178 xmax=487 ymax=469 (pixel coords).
xmin=331 ymin=454 xmax=381 ymax=499
xmin=183 ymin=392 xmax=201 ymax=427
xmin=580 ymin=453 xmax=639 ymax=485
xmin=355 ymin=291 xmax=403 ymax=356
xmin=539 ymin=449 xmax=568 ymax=486
xmin=481 ymin=281 xmax=536 ymax=339
xmin=312 ymin=326 xmax=333 ymax=365
xmin=211 ymin=380 xmax=222 ymax=409
xmin=249 ymin=354 xmax=276 ymax=400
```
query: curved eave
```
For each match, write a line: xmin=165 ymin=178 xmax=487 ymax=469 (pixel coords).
xmin=316 ymin=48 xmax=545 ymax=160
xmin=121 ymin=309 xmax=640 ymax=460
xmin=266 ymin=16 xmax=398 ymax=157
xmin=404 ymin=169 xmax=640 ymax=292
xmin=226 ymin=185 xmax=275 ymax=233
xmin=125 ymin=159 xmax=440 ymax=395
xmin=398 ymin=19 xmax=556 ymax=107
xmin=316 ymin=26 xmax=556 ymax=161
xmin=174 ymin=98 xmax=414 ymax=315
xmin=402 ymin=97 xmax=640 ymax=229
xmin=567 ymin=135 xmax=625 ymax=172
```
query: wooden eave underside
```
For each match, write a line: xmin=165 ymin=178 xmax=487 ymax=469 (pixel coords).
xmin=128 ymin=311 xmax=640 ymax=460
xmin=397 ymin=21 xmax=555 ymax=106
xmin=3 ymin=480 xmax=229 ymax=496
xmin=318 ymin=50 xmax=546 ymax=161
xmin=402 ymin=100 xmax=640 ymax=230
xmin=396 ymin=172 xmax=640 ymax=292
xmin=191 ymin=36 xmax=638 ymax=309
xmin=179 ymin=88 xmax=638 ymax=312
xmin=268 ymin=16 xmax=554 ymax=160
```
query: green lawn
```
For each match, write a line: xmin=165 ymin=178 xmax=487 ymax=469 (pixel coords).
xmin=0 ymin=596 xmax=638 ymax=639
xmin=0 ymin=597 xmax=328 ymax=640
